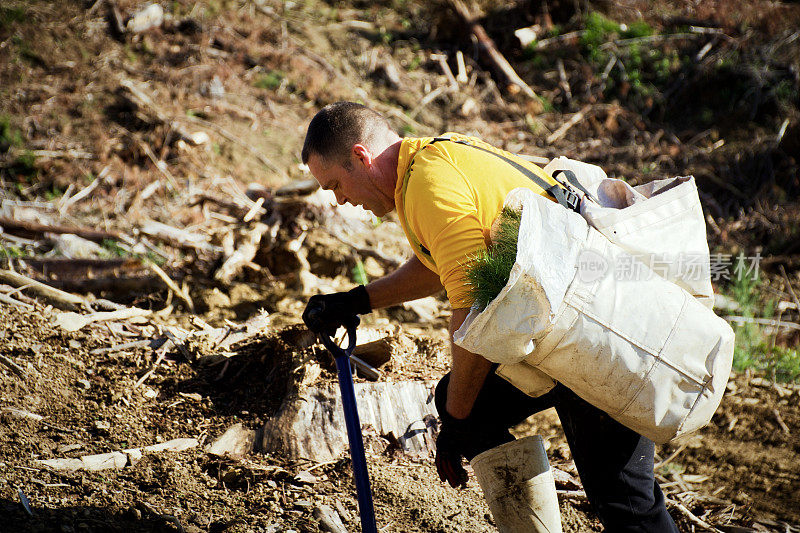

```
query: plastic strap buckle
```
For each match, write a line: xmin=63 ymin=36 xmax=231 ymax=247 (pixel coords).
xmin=563 ymin=189 xmax=581 ymax=212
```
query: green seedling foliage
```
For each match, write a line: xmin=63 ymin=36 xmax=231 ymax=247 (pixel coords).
xmin=464 ymin=207 xmax=521 ymax=309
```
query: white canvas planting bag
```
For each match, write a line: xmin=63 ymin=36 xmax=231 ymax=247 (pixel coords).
xmin=453 ymin=188 xmax=734 ymax=444
xmin=543 ymin=157 xmax=715 ymax=309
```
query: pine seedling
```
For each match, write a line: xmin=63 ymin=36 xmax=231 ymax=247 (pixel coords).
xmin=464 ymin=207 xmax=522 ymax=309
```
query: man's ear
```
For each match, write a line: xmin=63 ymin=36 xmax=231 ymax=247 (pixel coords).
xmin=352 ymin=144 xmax=373 ymax=167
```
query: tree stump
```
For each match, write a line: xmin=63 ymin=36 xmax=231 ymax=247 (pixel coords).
xmin=261 ymin=381 xmax=439 ymax=462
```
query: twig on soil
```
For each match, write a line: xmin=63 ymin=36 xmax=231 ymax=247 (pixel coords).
xmin=90 ymin=339 xmax=154 ymax=355
xmin=724 ymin=315 xmax=800 ymax=332
xmin=666 ymin=499 xmax=721 ymax=532
xmin=530 ymin=31 xmax=586 ymax=51
xmin=134 ymin=350 xmax=166 ymax=388
xmin=772 ymin=408 xmax=791 ymax=435
xmin=778 ymin=265 xmax=800 ymax=314
xmin=0 ymin=292 xmax=34 ymax=311
xmin=408 ymin=86 xmax=449 ymax=121
xmin=145 ymin=259 xmax=194 ymax=311
xmin=655 ymin=441 xmax=690 ymax=469
xmin=557 ymin=58 xmax=572 ymax=105
xmin=0 ymin=354 xmax=28 ymax=379
xmin=455 ymin=51 xmax=468 ymax=84
xmin=5 ymin=147 xmax=94 ymax=160
xmin=139 ymin=220 xmax=222 ymax=253
xmin=430 ymin=53 xmax=459 ymax=90
xmin=547 ymin=105 xmax=592 ymax=144
xmin=319 ymin=228 xmax=402 ymax=270
xmin=140 ymin=143 xmax=178 ymax=191
xmin=599 ymin=32 xmax=706 ymax=51
xmin=0 ymin=269 xmax=87 ymax=310
xmin=215 ymin=222 xmax=270 ymax=284
xmin=55 ymin=307 xmax=152 ymax=332
xmin=58 ymin=169 xmax=104 ymax=215
xmin=557 ymin=489 xmax=587 ymax=499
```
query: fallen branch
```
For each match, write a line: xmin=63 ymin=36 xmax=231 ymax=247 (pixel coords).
xmin=140 ymin=220 xmax=222 ymax=253
xmin=724 ymin=315 xmax=800 ymax=332
xmin=666 ymin=499 xmax=721 ymax=532
xmin=430 ymin=53 xmax=459 ymax=90
xmin=0 ymin=292 xmax=34 ymax=311
xmin=146 ymin=260 xmax=194 ymax=311
xmin=0 ymin=217 xmax=122 ymax=243
xmin=0 ymin=354 xmax=28 ymax=379
xmin=530 ymin=30 xmax=586 ymax=51
xmin=215 ymin=223 xmax=270 ymax=284
xmin=556 ymin=490 xmax=587 ymax=500
xmin=547 ymin=105 xmax=592 ymax=144
xmin=55 ymin=307 xmax=152 ymax=332
xmin=6 ymin=147 xmax=94 ymax=160
xmin=0 ymin=269 xmax=87 ymax=310
xmin=445 ymin=0 xmax=537 ymax=99
xmin=778 ymin=265 xmax=800 ymax=314
xmin=773 ymin=408 xmax=791 ymax=435
xmin=58 ymin=169 xmax=104 ymax=215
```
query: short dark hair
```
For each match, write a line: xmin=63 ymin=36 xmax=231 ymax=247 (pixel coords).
xmin=301 ymin=102 xmax=393 ymax=166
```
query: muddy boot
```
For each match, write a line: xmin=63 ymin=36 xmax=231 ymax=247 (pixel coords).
xmin=470 ymin=435 xmax=562 ymax=533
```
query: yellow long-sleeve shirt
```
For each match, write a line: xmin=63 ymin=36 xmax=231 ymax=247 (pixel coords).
xmin=394 ymin=134 xmax=558 ymax=308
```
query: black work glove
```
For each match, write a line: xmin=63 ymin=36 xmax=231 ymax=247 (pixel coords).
xmin=302 ymin=285 xmax=372 ymax=336
xmin=435 ymin=411 xmax=472 ymax=489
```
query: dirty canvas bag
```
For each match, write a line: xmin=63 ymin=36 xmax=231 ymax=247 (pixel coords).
xmin=454 ymin=188 xmax=734 ymax=444
xmin=543 ymin=157 xmax=715 ymax=309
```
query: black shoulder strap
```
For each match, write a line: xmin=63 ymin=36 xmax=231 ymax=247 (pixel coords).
xmin=427 ymin=137 xmax=581 ymax=212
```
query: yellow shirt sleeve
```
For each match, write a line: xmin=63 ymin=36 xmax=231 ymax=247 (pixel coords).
xmin=404 ymin=146 xmax=488 ymax=309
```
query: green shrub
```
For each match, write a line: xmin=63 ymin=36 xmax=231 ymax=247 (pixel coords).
xmin=0 ymin=6 xmax=26 ymax=30
xmin=254 ymin=71 xmax=284 ymax=90
xmin=728 ymin=264 xmax=800 ymax=382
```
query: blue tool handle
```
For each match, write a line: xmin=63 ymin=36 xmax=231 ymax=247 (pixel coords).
xmin=319 ymin=318 xmax=378 ymax=533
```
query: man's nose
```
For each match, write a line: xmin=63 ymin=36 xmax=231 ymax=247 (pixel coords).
xmin=334 ymin=190 xmax=347 ymax=205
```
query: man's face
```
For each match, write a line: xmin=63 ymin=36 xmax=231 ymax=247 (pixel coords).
xmin=307 ymin=151 xmax=391 ymax=217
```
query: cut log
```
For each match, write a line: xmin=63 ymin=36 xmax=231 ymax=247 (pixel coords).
xmin=0 ymin=217 xmax=122 ymax=243
xmin=261 ymin=381 xmax=438 ymax=462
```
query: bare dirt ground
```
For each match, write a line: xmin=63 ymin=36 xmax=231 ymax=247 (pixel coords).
xmin=1 ymin=0 xmax=799 ymax=531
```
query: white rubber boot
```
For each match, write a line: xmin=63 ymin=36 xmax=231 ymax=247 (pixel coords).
xmin=470 ymin=435 xmax=562 ymax=533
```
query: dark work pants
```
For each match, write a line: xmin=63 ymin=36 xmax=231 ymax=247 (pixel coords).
xmin=435 ymin=372 xmax=679 ymax=532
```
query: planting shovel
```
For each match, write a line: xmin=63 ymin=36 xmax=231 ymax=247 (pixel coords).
xmin=314 ymin=314 xmax=378 ymax=533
